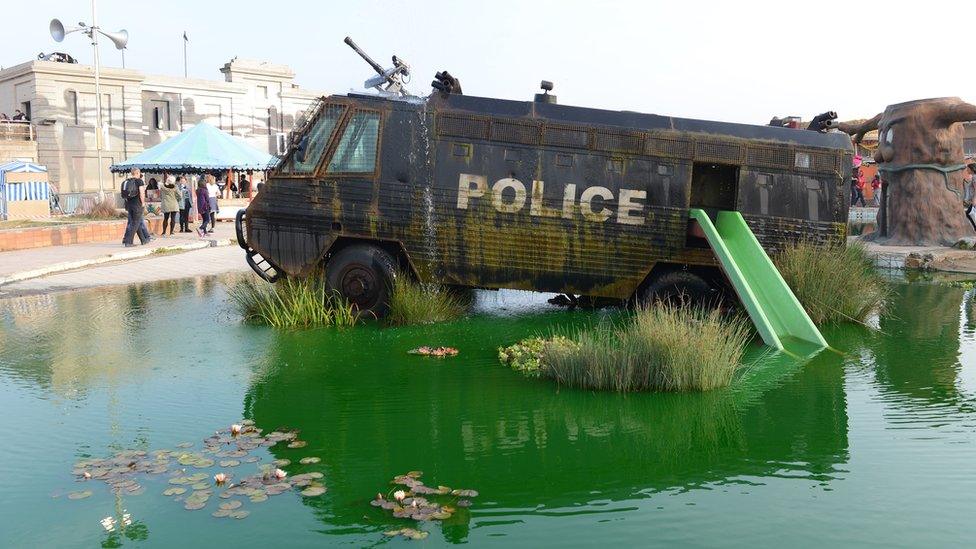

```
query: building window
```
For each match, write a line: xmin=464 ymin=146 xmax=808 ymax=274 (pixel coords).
xmin=151 ymin=100 xmax=170 ymax=131
xmin=67 ymin=91 xmax=79 ymax=125
xmin=257 ymin=85 xmax=268 ymax=99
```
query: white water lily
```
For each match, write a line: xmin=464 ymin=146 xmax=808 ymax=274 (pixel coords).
xmin=230 ymin=424 xmax=242 ymax=436
xmin=214 ymin=472 xmax=228 ymax=484
xmin=394 ymin=490 xmax=406 ymax=502
xmin=273 ymin=468 xmax=287 ymax=480
xmin=82 ymin=471 xmax=91 ymax=480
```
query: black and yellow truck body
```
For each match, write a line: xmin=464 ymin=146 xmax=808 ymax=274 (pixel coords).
xmin=240 ymin=92 xmax=852 ymax=315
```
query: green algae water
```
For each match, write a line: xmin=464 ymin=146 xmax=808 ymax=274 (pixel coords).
xmin=2 ymin=276 xmax=976 ymax=546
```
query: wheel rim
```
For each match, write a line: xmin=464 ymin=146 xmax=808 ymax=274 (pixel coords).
xmin=339 ymin=264 xmax=379 ymax=308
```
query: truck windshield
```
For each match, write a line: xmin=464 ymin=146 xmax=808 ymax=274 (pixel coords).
xmin=327 ymin=112 xmax=380 ymax=173
xmin=280 ymin=104 xmax=345 ymax=174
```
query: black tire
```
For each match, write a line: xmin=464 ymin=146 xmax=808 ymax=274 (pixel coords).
xmin=324 ymin=244 xmax=397 ymax=318
xmin=637 ymin=270 xmax=718 ymax=309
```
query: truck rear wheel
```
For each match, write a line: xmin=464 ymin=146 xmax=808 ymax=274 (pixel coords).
xmin=637 ymin=270 xmax=719 ymax=309
xmin=325 ymin=244 xmax=397 ymax=318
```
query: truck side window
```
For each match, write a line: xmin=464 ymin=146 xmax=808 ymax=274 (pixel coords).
xmin=328 ymin=112 xmax=380 ymax=174
xmin=281 ymin=105 xmax=344 ymax=174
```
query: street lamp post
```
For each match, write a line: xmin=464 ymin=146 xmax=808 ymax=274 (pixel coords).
xmin=50 ymin=0 xmax=128 ymax=203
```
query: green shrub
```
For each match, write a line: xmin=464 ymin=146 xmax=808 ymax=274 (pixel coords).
xmin=387 ymin=276 xmax=468 ymax=326
xmin=498 ymin=336 xmax=579 ymax=378
xmin=501 ymin=305 xmax=751 ymax=392
xmin=774 ymin=241 xmax=888 ymax=324
xmin=228 ymin=275 xmax=357 ymax=328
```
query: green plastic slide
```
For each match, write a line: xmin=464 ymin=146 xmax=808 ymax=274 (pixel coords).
xmin=689 ymin=209 xmax=827 ymax=351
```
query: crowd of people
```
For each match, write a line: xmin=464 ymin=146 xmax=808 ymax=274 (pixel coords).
xmin=119 ymin=168 xmax=258 ymax=247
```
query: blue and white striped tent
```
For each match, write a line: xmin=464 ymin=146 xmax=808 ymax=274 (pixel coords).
xmin=0 ymin=160 xmax=49 ymax=220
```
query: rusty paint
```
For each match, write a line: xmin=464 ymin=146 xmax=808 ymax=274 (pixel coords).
xmin=244 ymin=92 xmax=851 ymax=300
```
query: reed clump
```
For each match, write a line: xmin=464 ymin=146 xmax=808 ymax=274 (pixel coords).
xmin=774 ymin=240 xmax=888 ymax=325
xmin=229 ymin=275 xmax=357 ymax=328
xmin=500 ymin=304 xmax=752 ymax=392
xmin=387 ymin=276 xmax=469 ymax=326
xmin=87 ymin=198 xmax=120 ymax=219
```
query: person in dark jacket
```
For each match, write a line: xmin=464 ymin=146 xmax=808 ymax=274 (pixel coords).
xmin=196 ymin=177 xmax=212 ymax=236
xmin=121 ymin=168 xmax=148 ymax=247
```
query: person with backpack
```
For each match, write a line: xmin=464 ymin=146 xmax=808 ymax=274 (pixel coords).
xmin=121 ymin=168 xmax=149 ymax=247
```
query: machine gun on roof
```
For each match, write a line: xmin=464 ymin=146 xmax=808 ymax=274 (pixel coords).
xmin=344 ymin=36 xmax=412 ymax=97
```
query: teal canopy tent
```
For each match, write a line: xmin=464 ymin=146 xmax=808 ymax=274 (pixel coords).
xmin=110 ymin=122 xmax=277 ymax=174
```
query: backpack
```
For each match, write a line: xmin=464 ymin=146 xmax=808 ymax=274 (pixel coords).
xmin=121 ymin=178 xmax=140 ymax=199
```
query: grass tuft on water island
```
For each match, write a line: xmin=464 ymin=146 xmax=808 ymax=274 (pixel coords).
xmin=229 ymin=273 xmax=469 ymax=328
xmin=229 ymin=275 xmax=357 ymax=328
xmin=775 ymin=241 xmax=889 ymax=325
xmin=500 ymin=304 xmax=752 ymax=392
xmin=387 ymin=276 xmax=470 ymax=326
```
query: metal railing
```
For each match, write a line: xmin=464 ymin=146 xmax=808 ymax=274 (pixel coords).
xmin=0 ymin=120 xmax=34 ymax=141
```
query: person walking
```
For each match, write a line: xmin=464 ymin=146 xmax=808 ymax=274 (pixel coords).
xmin=160 ymin=175 xmax=180 ymax=236
xmin=206 ymin=174 xmax=220 ymax=232
xmin=196 ymin=178 xmax=212 ymax=236
xmin=964 ymin=163 xmax=976 ymax=232
xmin=871 ymin=174 xmax=882 ymax=207
xmin=178 ymin=176 xmax=193 ymax=233
xmin=121 ymin=168 xmax=148 ymax=247
xmin=851 ymin=167 xmax=866 ymax=207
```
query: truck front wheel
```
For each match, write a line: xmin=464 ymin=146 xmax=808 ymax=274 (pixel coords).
xmin=637 ymin=270 xmax=719 ymax=309
xmin=325 ymin=244 xmax=397 ymax=318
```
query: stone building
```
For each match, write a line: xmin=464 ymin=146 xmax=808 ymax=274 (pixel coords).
xmin=0 ymin=57 xmax=322 ymax=198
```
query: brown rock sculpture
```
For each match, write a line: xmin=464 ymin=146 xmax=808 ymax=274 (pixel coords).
xmin=839 ymin=97 xmax=976 ymax=246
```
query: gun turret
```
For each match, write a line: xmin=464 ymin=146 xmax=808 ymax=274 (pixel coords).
xmin=344 ymin=36 xmax=412 ymax=97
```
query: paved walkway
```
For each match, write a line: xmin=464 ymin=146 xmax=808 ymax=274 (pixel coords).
xmin=0 ymin=245 xmax=250 ymax=297
xmin=0 ymin=222 xmax=237 ymax=284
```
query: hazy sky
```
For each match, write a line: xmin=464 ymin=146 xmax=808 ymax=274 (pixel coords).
xmin=8 ymin=0 xmax=974 ymax=124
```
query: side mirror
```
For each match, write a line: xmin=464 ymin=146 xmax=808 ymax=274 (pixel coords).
xmin=295 ymin=135 xmax=309 ymax=163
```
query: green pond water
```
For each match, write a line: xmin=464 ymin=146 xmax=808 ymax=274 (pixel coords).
xmin=2 ymin=275 xmax=976 ymax=547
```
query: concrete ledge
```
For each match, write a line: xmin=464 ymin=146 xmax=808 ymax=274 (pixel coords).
xmin=0 ymin=219 xmax=168 ymax=252
xmin=859 ymin=239 xmax=976 ymax=273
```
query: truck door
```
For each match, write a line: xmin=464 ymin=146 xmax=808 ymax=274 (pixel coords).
xmin=323 ymin=109 xmax=382 ymax=235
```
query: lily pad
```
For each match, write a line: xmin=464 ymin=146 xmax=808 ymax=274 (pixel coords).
xmin=176 ymin=442 xmax=193 ymax=448
xmin=219 ymin=460 xmax=241 ymax=467
xmin=287 ymin=441 xmax=307 ymax=449
xmin=163 ymin=487 xmax=187 ymax=496
xmin=249 ymin=494 xmax=268 ymax=503
xmin=300 ymin=486 xmax=326 ymax=497
xmin=272 ymin=459 xmax=290 ymax=467
xmin=67 ymin=490 xmax=92 ymax=500
xmin=299 ymin=457 xmax=320 ymax=465
xmin=219 ymin=500 xmax=242 ymax=510
xmin=212 ymin=509 xmax=232 ymax=518
xmin=184 ymin=501 xmax=206 ymax=510
xmin=306 ymin=472 xmax=324 ymax=479
xmin=229 ymin=510 xmax=250 ymax=519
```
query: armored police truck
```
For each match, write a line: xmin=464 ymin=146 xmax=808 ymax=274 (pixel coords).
xmin=238 ymin=44 xmax=852 ymax=317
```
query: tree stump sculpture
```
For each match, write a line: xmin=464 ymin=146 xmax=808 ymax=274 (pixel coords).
xmin=838 ymin=97 xmax=976 ymax=246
